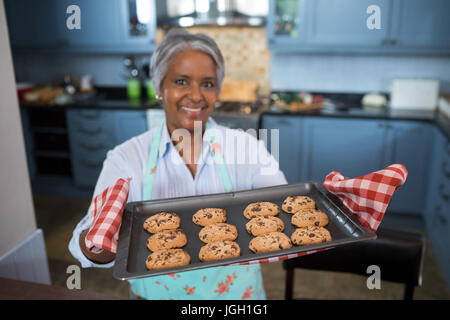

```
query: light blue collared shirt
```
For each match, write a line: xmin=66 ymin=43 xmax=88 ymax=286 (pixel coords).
xmin=69 ymin=117 xmax=287 ymax=269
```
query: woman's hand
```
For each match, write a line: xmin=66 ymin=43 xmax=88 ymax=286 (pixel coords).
xmin=79 ymin=229 xmax=116 ymax=264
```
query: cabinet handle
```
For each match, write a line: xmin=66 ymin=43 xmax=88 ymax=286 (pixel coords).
xmin=78 ymin=126 xmax=102 ymax=135
xmin=79 ymin=110 xmax=100 ymax=119
xmin=389 ymin=39 xmax=397 ymax=45
xmin=80 ymin=142 xmax=105 ymax=151
xmin=439 ymin=184 xmax=449 ymax=202
xmin=80 ymin=159 xmax=102 ymax=168
xmin=442 ymin=162 xmax=450 ymax=179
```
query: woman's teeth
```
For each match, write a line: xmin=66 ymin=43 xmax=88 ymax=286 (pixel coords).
xmin=182 ymin=106 xmax=203 ymax=112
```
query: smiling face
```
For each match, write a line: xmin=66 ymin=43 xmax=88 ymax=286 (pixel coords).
xmin=159 ymin=49 xmax=219 ymax=134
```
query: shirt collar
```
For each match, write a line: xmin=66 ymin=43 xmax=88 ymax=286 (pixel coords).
xmin=158 ymin=117 xmax=218 ymax=159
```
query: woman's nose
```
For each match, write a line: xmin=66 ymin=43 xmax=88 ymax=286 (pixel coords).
xmin=188 ymin=84 xmax=202 ymax=101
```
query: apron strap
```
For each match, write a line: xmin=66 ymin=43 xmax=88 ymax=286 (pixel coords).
xmin=143 ymin=120 xmax=165 ymax=201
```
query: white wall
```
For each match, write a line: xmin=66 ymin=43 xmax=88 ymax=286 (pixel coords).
xmin=0 ymin=0 xmax=37 ymax=257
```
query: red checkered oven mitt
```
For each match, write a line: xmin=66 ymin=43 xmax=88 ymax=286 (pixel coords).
xmin=322 ymin=163 xmax=408 ymax=232
xmin=85 ymin=178 xmax=131 ymax=254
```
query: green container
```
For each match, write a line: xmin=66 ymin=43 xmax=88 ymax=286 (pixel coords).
xmin=147 ymin=79 xmax=157 ymax=105
xmin=127 ymin=78 xmax=141 ymax=99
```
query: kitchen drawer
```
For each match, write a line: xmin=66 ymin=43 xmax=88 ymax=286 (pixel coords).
xmin=71 ymin=160 xmax=103 ymax=187
xmin=69 ymin=131 xmax=115 ymax=153
xmin=66 ymin=109 xmax=116 ymax=137
xmin=429 ymin=204 xmax=450 ymax=280
xmin=71 ymin=147 xmax=107 ymax=187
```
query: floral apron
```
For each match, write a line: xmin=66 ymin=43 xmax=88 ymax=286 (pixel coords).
xmin=129 ymin=120 xmax=266 ymax=300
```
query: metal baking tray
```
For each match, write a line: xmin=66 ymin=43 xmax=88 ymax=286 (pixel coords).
xmin=113 ymin=182 xmax=377 ymax=280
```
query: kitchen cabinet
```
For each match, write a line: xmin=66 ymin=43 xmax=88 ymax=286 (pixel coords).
xmin=383 ymin=121 xmax=433 ymax=214
xmin=55 ymin=0 xmax=122 ymax=50
xmin=5 ymin=0 xmax=157 ymax=53
xmin=261 ymin=115 xmax=303 ymax=183
xmin=114 ymin=110 xmax=148 ymax=144
xmin=260 ymin=115 xmax=434 ymax=215
xmin=267 ymin=0 xmax=450 ymax=53
xmin=4 ymin=0 xmax=59 ymax=48
xmin=66 ymin=110 xmax=117 ymax=187
xmin=119 ymin=0 xmax=157 ymax=52
xmin=390 ymin=0 xmax=450 ymax=49
xmin=66 ymin=109 xmax=148 ymax=187
xmin=305 ymin=0 xmax=391 ymax=48
xmin=300 ymin=117 xmax=387 ymax=181
xmin=425 ymin=126 xmax=450 ymax=286
xmin=266 ymin=0 xmax=308 ymax=52
xmin=20 ymin=108 xmax=72 ymax=178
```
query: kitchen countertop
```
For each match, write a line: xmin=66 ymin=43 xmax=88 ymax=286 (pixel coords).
xmin=20 ymin=92 xmax=450 ymax=139
xmin=262 ymin=105 xmax=450 ymax=139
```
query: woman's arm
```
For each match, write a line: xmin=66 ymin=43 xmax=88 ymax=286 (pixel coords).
xmin=79 ymin=229 xmax=116 ymax=264
xmin=68 ymin=142 xmax=137 ymax=268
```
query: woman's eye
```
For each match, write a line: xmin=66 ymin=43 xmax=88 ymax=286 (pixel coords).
xmin=203 ymin=81 xmax=214 ymax=88
xmin=175 ymin=79 xmax=187 ymax=86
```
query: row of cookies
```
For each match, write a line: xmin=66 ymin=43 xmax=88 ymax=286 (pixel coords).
xmin=244 ymin=196 xmax=332 ymax=252
xmin=244 ymin=202 xmax=293 ymax=253
xmin=192 ymin=208 xmax=242 ymax=262
xmin=143 ymin=212 xmax=191 ymax=270
xmin=283 ymin=196 xmax=332 ymax=246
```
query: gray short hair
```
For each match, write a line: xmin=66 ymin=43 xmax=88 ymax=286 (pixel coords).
xmin=150 ymin=29 xmax=225 ymax=94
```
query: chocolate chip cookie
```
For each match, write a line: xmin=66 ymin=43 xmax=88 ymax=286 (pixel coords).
xmin=199 ymin=240 xmax=241 ymax=262
xmin=243 ymin=202 xmax=280 ymax=219
xmin=143 ymin=212 xmax=180 ymax=234
xmin=282 ymin=196 xmax=316 ymax=214
xmin=291 ymin=209 xmax=329 ymax=228
xmin=290 ymin=226 xmax=332 ymax=246
xmin=145 ymin=248 xmax=191 ymax=270
xmin=198 ymin=223 xmax=238 ymax=243
xmin=146 ymin=229 xmax=188 ymax=252
xmin=245 ymin=216 xmax=285 ymax=236
xmin=192 ymin=208 xmax=227 ymax=227
xmin=248 ymin=232 xmax=292 ymax=253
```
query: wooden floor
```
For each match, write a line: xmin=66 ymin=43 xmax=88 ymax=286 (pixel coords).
xmin=34 ymin=194 xmax=450 ymax=300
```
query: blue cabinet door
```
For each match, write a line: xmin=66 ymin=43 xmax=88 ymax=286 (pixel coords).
xmin=119 ymin=0 xmax=157 ymax=52
xmin=390 ymin=0 xmax=450 ymax=49
xmin=4 ymin=0 xmax=59 ymax=47
xmin=300 ymin=117 xmax=387 ymax=182
xmin=425 ymin=127 xmax=450 ymax=287
xmin=260 ymin=115 xmax=303 ymax=183
xmin=383 ymin=121 xmax=433 ymax=214
xmin=114 ymin=111 xmax=148 ymax=145
xmin=267 ymin=0 xmax=308 ymax=52
xmin=55 ymin=0 xmax=122 ymax=49
xmin=305 ymin=0 xmax=391 ymax=47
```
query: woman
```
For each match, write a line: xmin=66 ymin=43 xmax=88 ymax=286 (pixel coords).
xmin=69 ymin=29 xmax=287 ymax=300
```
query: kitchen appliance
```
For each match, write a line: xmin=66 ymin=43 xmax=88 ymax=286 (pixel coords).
xmin=390 ymin=79 xmax=440 ymax=111
xmin=158 ymin=0 xmax=268 ymax=28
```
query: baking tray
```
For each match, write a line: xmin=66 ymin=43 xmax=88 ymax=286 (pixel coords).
xmin=113 ymin=182 xmax=377 ymax=280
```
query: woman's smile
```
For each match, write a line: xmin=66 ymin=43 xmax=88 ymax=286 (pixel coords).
xmin=180 ymin=105 xmax=208 ymax=117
